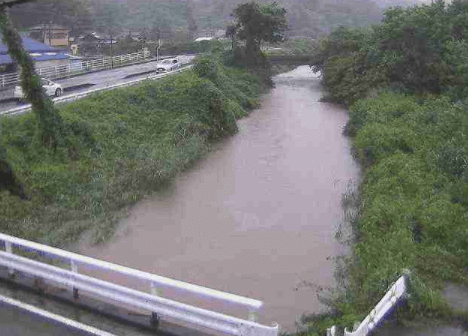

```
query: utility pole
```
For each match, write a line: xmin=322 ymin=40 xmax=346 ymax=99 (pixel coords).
xmin=157 ymin=39 xmax=161 ymax=62
xmin=48 ymin=21 xmax=52 ymax=45
xmin=110 ymin=33 xmax=114 ymax=68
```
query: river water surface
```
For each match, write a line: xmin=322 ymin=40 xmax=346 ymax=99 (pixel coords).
xmin=79 ymin=65 xmax=360 ymax=332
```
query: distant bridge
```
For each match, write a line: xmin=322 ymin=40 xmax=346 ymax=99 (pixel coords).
xmin=267 ymin=55 xmax=312 ymax=65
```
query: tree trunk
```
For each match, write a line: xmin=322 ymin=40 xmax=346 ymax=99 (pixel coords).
xmin=245 ymin=36 xmax=260 ymax=65
xmin=0 ymin=6 xmax=65 ymax=149
xmin=0 ymin=124 xmax=29 ymax=200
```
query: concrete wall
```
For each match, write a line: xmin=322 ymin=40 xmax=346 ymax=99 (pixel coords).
xmin=0 ymin=87 xmax=14 ymax=101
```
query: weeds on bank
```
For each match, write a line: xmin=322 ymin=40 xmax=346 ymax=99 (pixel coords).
xmin=300 ymin=92 xmax=468 ymax=335
xmin=0 ymin=55 xmax=265 ymax=246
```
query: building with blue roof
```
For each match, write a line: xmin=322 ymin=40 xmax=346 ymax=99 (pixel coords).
xmin=0 ymin=33 xmax=69 ymax=72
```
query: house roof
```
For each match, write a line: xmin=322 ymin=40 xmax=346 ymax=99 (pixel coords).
xmin=29 ymin=24 xmax=69 ymax=31
xmin=0 ymin=34 xmax=62 ymax=53
xmin=78 ymin=32 xmax=113 ymax=41
xmin=0 ymin=34 xmax=68 ymax=64
xmin=0 ymin=52 xmax=69 ymax=65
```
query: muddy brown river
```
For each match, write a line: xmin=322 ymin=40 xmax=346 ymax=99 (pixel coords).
xmin=78 ymin=65 xmax=360 ymax=332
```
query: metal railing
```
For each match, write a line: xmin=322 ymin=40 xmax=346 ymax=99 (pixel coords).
xmin=0 ymin=65 xmax=193 ymax=117
xmin=327 ymin=273 xmax=409 ymax=336
xmin=0 ymin=232 xmax=278 ymax=336
xmin=0 ymin=72 xmax=20 ymax=88
xmin=0 ymin=50 xmax=151 ymax=89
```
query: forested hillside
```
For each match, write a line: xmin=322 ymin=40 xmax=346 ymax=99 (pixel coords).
xmin=10 ymin=0 xmax=430 ymax=38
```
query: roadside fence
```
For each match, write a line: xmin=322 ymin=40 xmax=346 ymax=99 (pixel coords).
xmin=0 ymin=49 xmax=151 ymax=89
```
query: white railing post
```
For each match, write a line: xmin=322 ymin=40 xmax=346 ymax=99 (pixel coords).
xmin=150 ymin=281 xmax=163 ymax=297
xmin=327 ymin=326 xmax=337 ymax=336
xmin=150 ymin=282 xmax=161 ymax=328
xmin=248 ymin=308 xmax=258 ymax=322
xmin=70 ymin=259 xmax=79 ymax=299
xmin=4 ymin=241 xmax=14 ymax=277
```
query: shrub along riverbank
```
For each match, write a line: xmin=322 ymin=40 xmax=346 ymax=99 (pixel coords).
xmin=0 ymin=55 xmax=268 ymax=246
xmin=304 ymin=1 xmax=468 ymax=335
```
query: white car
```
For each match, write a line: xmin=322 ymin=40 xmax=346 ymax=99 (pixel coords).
xmin=156 ymin=58 xmax=180 ymax=73
xmin=14 ymin=78 xmax=63 ymax=101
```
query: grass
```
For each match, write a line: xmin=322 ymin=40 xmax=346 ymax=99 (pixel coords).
xmin=299 ymin=92 xmax=468 ymax=335
xmin=0 ymin=55 xmax=267 ymax=246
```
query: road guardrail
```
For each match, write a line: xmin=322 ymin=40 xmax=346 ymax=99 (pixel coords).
xmin=0 ymin=50 xmax=151 ymax=89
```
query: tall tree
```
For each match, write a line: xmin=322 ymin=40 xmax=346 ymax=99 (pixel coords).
xmin=93 ymin=2 xmax=124 ymax=61
xmin=186 ymin=0 xmax=197 ymax=40
xmin=9 ymin=0 xmax=93 ymax=32
xmin=225 ymin=24 xmax=237 ymax=50
xmin=232 ymin=2 xmax=288 ymax=62
xmin=149 ymin=19 xmax=174 ymax=41
xmin=0 ymin=0 xmax=65 ymax=149
xmin=0 ymin=0 xmax=63 ymax=202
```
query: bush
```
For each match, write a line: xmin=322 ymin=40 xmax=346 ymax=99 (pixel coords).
xmin=354 ymin=122 xmax=417 ymax=166
xmin=193 ymin=57 xmax=219 ymax=82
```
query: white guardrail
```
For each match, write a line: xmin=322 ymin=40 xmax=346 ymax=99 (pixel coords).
xmin=0 ymin=232 xmax=279 ymax=336
xmin=327 ymin=273 xmax=409 ymax=336
xmin=0 ymin=50 xmax=151 ymax=88
xmin=0 ymin=65 xmax=193 ymax=117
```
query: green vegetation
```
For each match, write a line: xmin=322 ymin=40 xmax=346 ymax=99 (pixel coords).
xmin=0 ymin=54 xmax=267 ymax=246
xmin=265 ymin=37 xmax=317 ymax=57
xmin=305 ymin=0 xmax=468 ymax=334
xmin=232 ymin=1 xmax=288 ymax=63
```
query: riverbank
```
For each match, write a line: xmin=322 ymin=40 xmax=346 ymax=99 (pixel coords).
xmin=302 ymin=91 xmax=468 ymax=336
xmin=338 ymin=92 xmax=468 ymax=331
xmin=0 ymin=55 xmax=269 ymax=246
xmin=302 ymin=2 xmax=468 ymax=332
xmin=289 ymin=94 xmax=468 ymax=336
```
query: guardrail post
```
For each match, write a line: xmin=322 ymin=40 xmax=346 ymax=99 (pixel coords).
xmin=4 ymin=241 xmax=15 ymax=277
xmin=70 ymin=260 xmax=79 ymax=299
xmin=248 ymin=308 xmax=258 ymax=322
xmin=150 ymin=282 xmax=160 ymax=329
